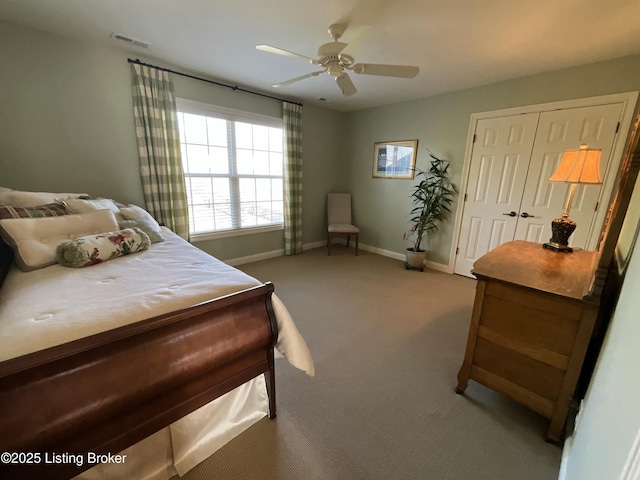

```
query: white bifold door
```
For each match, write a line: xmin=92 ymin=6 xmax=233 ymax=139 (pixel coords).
xmin=454 ymin=103 xmax=623 ymax=277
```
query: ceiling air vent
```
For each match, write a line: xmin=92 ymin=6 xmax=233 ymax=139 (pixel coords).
xmin=110 ymin=33 xmax=150 ymax=49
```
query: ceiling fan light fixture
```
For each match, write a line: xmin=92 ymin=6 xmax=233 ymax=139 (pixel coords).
xmin=328 ymin=63 xmax=343 ymax=77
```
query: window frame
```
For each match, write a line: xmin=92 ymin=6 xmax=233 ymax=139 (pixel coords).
xmin=176 ymin=98 xmax=285 ymax=242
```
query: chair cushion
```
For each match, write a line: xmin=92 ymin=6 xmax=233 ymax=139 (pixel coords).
xmin=328 ymin=224 xmax=360 ymax=234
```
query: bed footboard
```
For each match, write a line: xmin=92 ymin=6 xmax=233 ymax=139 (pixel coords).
xmin=0 ymin=282 xmax=278 ymax=480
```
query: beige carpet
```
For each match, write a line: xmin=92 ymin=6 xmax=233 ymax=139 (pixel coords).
xmin=177 ymin=245 xmax=562 ymax=480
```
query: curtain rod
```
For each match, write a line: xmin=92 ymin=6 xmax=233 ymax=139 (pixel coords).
xmin=128 ymin=58 xmax=303 ymax=107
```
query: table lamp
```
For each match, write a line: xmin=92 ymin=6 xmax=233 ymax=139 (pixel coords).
xmin=543 ymin=144 xmax=602 ymax=252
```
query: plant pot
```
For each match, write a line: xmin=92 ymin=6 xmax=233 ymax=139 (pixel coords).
xmin=405 ymin=248 xmax=425 ymax=268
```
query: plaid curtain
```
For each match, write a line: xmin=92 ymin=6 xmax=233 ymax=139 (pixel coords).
xmin=283 ymin=102 xmax=303 ymax=255
xmin=130 ymin=63 xmax=189 ymax=239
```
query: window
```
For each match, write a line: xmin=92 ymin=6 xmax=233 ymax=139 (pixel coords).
xmin=176 ymin=100 xmax=284 ymax=238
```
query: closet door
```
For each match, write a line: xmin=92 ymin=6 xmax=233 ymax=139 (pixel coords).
xmin=514 ymin=103 xmax=623 ymax=246
xmin=454 ymin=113 xmax=539 ymax=276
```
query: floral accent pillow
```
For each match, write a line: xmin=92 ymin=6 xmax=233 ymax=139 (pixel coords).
xmin=56 ymin=227 xmax=151 ymax=268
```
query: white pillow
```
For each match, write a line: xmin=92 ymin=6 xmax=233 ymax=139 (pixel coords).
xmin=0 ymin=188 xmax=88 ymax=207
xmin=119 ymin=204 xmax=156 ymax=221
xmin=118 ymin=218 xmax=164 ymax=243
xmin=0 ymin=210 xmax=119 ymax=271
xmin=63 ymin=198 xmax=123 ymax=218
xmin=118 ymin=205 xmax=163 ymax=242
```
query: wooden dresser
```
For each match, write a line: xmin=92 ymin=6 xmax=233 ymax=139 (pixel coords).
xmin=455 ymin=240 xmax=599 ymax=442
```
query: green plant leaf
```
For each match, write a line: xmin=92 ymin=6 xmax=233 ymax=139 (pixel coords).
xmin=404 ymin=152 xmax=457 ymax=251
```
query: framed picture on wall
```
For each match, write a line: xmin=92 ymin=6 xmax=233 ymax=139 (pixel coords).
xmin=372 ymin=140 xmax=418 ymax=179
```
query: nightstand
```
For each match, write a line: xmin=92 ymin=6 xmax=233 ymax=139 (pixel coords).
xmin=455 ymin=240 xmax=599 ymax=442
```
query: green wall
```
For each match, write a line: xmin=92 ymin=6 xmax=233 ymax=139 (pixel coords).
xmin=0 ymin=21 xmax=143 ymax=205
xmin=346 ymin=54 xmax=640 ymax=265
xmin=0 ymin=20 xmax=345 ymax=260
xmin=2 ymin=19 xmax=640 ymax=265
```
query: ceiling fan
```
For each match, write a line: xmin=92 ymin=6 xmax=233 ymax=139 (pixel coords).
xmin=256 ymin=24 xmax=420 ymax=97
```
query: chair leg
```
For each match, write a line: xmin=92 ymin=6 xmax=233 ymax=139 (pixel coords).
xmin=327 ymin=233 xmax=331 ymax=255
xmin=355 ymin=233 xmax=359 ymax=256
xmin=347 ymin=235 xmax=350 ymax=248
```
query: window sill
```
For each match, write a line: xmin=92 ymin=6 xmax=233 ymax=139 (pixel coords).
xmin=190 ymin=224 xmax=284 ymax=242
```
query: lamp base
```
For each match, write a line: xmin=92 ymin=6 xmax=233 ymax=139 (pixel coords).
xmin=543 ymin=242 xmax=573 ymax=253
xmin=543 ymin=216 xmax=576 ymax=253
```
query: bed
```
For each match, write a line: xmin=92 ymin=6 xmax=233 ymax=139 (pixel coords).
xmin=0 ymin=192 xmax=314 ymax=480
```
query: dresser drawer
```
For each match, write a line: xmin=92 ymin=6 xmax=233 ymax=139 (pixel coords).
xmin=473 ymin=337 xmax=564 ymax=402
xmin=479 ymin=293 xmax=580 ymax=355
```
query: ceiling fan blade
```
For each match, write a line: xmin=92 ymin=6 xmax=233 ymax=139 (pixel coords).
xmin=273 ymin=70 xmax=326 ymax=88
xmin=352 ymin=63 xmax=420 ymax=78
xmin=335 ymin=72 xmax=357 ymax=96
xmin=338 ymin=24 xmax=371 ymax=56
xmin=256 ymin=44 xmax=317 ymax=64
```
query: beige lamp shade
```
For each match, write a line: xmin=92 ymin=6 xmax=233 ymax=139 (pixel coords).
xmin=548 ymin=144 xmax=603 ymax=184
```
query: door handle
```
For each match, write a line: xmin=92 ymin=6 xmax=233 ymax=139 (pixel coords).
xmin=502 ymin=211 xmax=517 ymax=217
xmin=520 ymin=212 xmax=535 ymax=218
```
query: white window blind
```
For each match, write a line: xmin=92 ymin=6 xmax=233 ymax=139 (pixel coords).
xmin=176 ymin=99 xmax=284 ymax=238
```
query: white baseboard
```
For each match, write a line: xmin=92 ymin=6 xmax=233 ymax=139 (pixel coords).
xmin=225 ymin=249 xmax=284 ymax=266
xmin=356 ymin=243 xmax=404 ymax=261
xmin=325 ymin=238 xmax=451 ymax=272
xmin=224 ymin=240 xmax=327 ymax=266
xmin=620 ymin=427 xmax=640 ymax=480
xmin=558 ymin=434 xmax=572 ymax=480
xmin=365 ymin=245 xmax=450 ymax=272
xmin=225 ymin=238 xmax=451 ymax=273
xmin=303 ymin=240 xmax=327 ymax=250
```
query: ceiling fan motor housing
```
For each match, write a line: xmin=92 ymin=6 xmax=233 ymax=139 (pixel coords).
xmin=316 ymin=41 xmax=347 ymax=60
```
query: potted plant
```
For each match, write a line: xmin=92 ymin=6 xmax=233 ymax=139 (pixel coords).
xmin=403 ymin=151 xmax=457 ymax=269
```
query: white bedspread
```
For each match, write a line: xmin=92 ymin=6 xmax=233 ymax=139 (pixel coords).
xmin=0 ymin=227 xmax=314 ymax=376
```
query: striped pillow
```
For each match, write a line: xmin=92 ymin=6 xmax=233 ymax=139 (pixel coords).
xmin=0 ymin=203 xmax=68 ymax=220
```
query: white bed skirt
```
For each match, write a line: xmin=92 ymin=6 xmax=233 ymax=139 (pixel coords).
xmin=74 ymin=376 xmax=268 ymax=480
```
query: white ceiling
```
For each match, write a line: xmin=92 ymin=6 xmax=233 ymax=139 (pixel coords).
xmin=2 ymin=0 xmax=640 ymax=112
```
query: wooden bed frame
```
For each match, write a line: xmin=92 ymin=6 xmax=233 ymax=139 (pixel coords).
xmin=0 ymin=279 xmax=278 ymax=480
